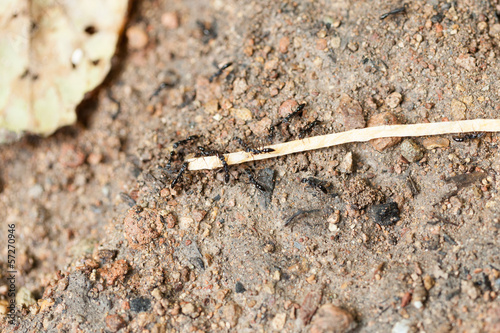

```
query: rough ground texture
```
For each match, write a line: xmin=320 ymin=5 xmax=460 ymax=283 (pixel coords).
xmin=1 ymin=0 xmax=500 ymax=332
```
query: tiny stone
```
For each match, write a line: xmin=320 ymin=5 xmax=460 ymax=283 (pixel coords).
xmin=338 ymin=152 xmax=354 ymax=174
xmin=233 ymin=78 xmax=248 ymax=96
xmin=423 ymin=275 xmax=435 ymax=290
xmin=386 ymin=92 xmax=403 ymax=109
xmin=310 ymin=304 xmax=357 ymax=333
xmin=223 ymin=303 xmax=242 ymax=328
xmin=233 ymin=108 xmax=253 ymax=121
xmin=204 ymin=100 xmax=219 ymax=114
xmin=336 ymin=94 xmax=365 ymax=130
xmin=181 ymin=302 xmax=195 ymax=315
xmin=235 ymin=281 xmax=246 ymax=293
xmin=489 ymin=23 xmax=500 ymax=38
xmin=279 ymin=36 xmax=290 ymax=53
xmin=367 ymin=112 xmax=401 ymax=151
xmin=105 ymin=315 xmax=126 ymax=332
xmin=126 ymin=25 xmax=149 ymax=50
xmin=16 ymin=287 xmax=36 ymax=308
xmin=130 ymin=297 xmax=151 ymax=312
xmin=456 ymin=54 xmax=476 ymax=71
xmin=461 ymin=280 xmax=479 ymax=300
xmin=478 ymin=21 xmax=488 ymax=32
xmin=422 ymin=137 xmax=449 ymax=149
xmin=316 ymin=38 xmax=328 ymax=50
xmin=161 ymin=12 xmax=179 ymax=29
xmin=347 ymin=41 xmax=358 ymax=52
xmin=392 ymin=319 xmax=412 ymax=333
xmin=450 ymin=99 xmax=467 ymax=120
xmin=371 ymin=202 xmax=400 ymax=226
xmin=400 ymin=139 xmax=424 ymax=162
xmin=278 ymin=99 xmax=299 ymax=118
xmin=272 ymin=313 xmax=287 ymax=330
xmin=330 ymin=36 xmax=341 ymax=49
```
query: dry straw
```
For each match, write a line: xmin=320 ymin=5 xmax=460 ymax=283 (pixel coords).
xmin=187 ymin=119 xmax=500 ymax=171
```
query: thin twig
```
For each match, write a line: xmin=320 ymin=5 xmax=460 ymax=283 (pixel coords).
xmin=187 ymin=119 xmax=500 ymax=171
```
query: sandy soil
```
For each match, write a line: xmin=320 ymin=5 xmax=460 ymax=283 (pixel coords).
xmin=1 ymin=0 xmax=500 ymax=332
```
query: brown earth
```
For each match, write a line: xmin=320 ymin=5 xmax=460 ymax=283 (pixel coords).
xmin=1 ymin=0 xmax=500 ymax=332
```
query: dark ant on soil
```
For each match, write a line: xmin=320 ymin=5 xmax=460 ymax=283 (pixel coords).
xmin=452 ymin=132 xmax=484 ymax=142
xmin=244 ymin=168 xmax=266 ymax=192
xmin=234 ymin=137 xmax=275 ymax=154
xmin=197 ymin=146 xmax=230 ymax=183
xmin=171 ymin=162 xmax=188 ymax=188
xmin=149 ymin=82 xmax=174 ymax=101
xmin=301 ymin=177 xmax=328 ymax=194
xmin=107 ymin=90 xmax=121 ymax=120
xmin=282 ymin=103 xmax=306 ymax=124
xmin=196 ymin=20 xmax=217 ymax=44
xmin=173 ymin=135 xmax=200 ymax=149
xmin=268 ymin=103 xmax=306 ymax=141
xmin=284 ymin=209 xmax=321 ymax=226
xmin=380 ymin=4 xmax=406 ymax=20
xmin=216 ymin=152 xmax=230 ymax=183
xmin=298 ymin=120 xmax=320 ymax=139
xmin=209 ymin=62 xmax=232 ymax=83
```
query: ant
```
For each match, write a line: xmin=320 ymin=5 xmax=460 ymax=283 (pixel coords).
xmin=173 ymin=135 xmax=200 ymax=149
xmin=452 ymin=132 xmax=484 ymax=142
xmin=209 ymin=62 xmax=232 ymax=83
xmin=380 ymin=4 xmax=406 ymax=20
xmin=268 ymin=103 xmax=306 ymax=141
xmin=301 ymin=177 xmax=328 ymax=194
xmin=149 ymin=82 xmax=174 ymax=101
xmin=197 ymin=146 xmax=230 ymax=183
xmin=298 ymin=120 xmax=320 ymax=139
xmin=244 ymin=168 xmax=266 ymax=192
xmin=234 ymin=137 xmax=275 ymax=154
xmin=171 ymin=162 xmax=188 ymax=188
xmin=282 ymin=103 xmax=306 ymax=124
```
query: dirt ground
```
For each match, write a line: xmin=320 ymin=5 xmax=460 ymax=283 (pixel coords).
xmin=1 ymin=0 xmax=500 ymax=332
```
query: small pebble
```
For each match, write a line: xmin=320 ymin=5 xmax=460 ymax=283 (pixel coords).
xmin=310 ymin=304 xmax=357 ymax=333
xmin=347 ymin=41 xmax=358 ymax=52
xmin=392 ymin=319 xmax=412 ymax=333
xmin=235 ymin=281 xmax=246 ymax=293
xmin=400 ymin=139 xmax=424 ymax=162
xmin=423 ymin=275 xmax=435 ymax=290
xmin=371 ymin=202 xmax=400 ymax=226
xmin=330 ymin=36 xmax=341 ymax=49
xmin=336 ymin=94 xmax=366 ymax=130
xmin=161 ymin=12 xmax=179 ymax=29
xmin=450 ymin=99 xmax=467 ymax=120
xmin=223 ymin=303 xmax=242 ymax=328
xmin=272 ymin=313 xmax=287 ymax=330
xmin=279 ymin=36 xmax=290 ymax=53
xmin=461 ymin=280 xmax=479 ymax=300
xmin=233 ymin=108 xmax=253 ymax=121
xmin=367 ymin=112 xmax=401 ymax=151
xmin=422 ymin=137 xmax=449 ymax=149
xmin=338 ymin=152 xmax=354 ymax=174
xmin=455 ymin=54 xmax=476 ymax=71
xmin=316 ymin=38 xmax=328 ymax=50
xmin=386 ymin=92 xmax=403 ymax=109
xmin=181 ymin=302 xmax=195 ymax=315
xmin=105 ymin=315 xmax=126 ymax=332
xmin=126 ymin=25 xmax=149 ymax=50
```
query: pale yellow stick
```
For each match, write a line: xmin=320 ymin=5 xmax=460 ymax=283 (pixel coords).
xmin=187 ymin=119 xmax=500 ymax=171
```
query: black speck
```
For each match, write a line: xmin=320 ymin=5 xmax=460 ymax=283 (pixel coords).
xmin=213 ymin=194 xmax=221 ymax=201
xmin=431 ymin=13 xmax=444 ymax=23
xmin=371 ymin=202 xmax=400 ymax=226
xmin=130 ymin=297 xmax=151 ymax=312
xmin=235 ymin=282 xmax=246 ymax=293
